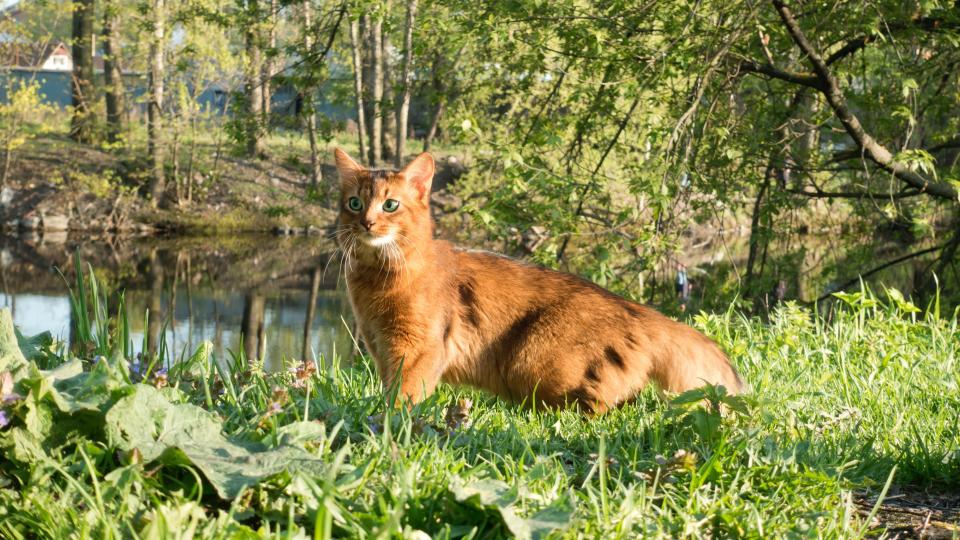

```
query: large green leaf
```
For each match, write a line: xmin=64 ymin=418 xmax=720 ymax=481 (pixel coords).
xmin=105 ymin=385 xmax=327 ymax=499
xmin=449 ymin=477 xmax=571 ymax=539
xmin=0 ymin=308 xmax=28 ymax=376
xmin=15 ymin=328 xmax=54 ymax=364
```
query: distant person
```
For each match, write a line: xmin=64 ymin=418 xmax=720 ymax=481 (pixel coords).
xmin=676 ymin=263 xmax=690 ymax=311
xmin=774 ymin=279 xmax=787 ymax=304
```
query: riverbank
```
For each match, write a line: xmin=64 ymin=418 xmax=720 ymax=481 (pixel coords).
xmin=1 ymin=133 xmax=467 ymax=235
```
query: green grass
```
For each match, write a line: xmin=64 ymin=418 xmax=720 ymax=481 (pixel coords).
xmin=0 ymin=268 xmax=957 ymax=538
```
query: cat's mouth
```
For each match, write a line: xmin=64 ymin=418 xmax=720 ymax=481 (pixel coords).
xmin=362 ymin=231 xmax=396 ymax=247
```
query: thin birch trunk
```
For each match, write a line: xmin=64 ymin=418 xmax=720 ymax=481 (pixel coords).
xmin=302 ymin=0 xmax=322 ymax=186
xmin=147 ymin=0 xmax=166 ymax=206
xmin=394 ymin=0 xmax=417 ymax=168
xmin=349 ymin=16 xmax=368 ymax=163
xmin=103 ymin=0 xmax=125 ymax=144
xmin=368 ymin=16 xmax=383 ymax=165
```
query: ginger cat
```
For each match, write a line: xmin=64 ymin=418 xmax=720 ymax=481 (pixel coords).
xmin=334 ymin=149 xmax=743 ymax=413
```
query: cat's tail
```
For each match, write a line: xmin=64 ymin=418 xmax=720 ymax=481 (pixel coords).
xmin=651 ymin=325 xmax=745 ymax=396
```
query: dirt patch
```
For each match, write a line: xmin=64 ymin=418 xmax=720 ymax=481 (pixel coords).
xmin=857 ymin=488 xmax=960 ymax=539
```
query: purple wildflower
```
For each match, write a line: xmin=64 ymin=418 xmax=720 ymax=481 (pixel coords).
xmin=0 ymin=410 xmax=9 ymax=428
xmin=151 ymin=368 xmax=169 ymax=389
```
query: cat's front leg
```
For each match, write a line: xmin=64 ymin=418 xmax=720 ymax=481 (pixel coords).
xmin=384 ymin=346 xmax=444 ymax=406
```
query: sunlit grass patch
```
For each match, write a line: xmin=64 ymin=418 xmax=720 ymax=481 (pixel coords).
xmin=0 ymin=269 xmax=956 ymax=538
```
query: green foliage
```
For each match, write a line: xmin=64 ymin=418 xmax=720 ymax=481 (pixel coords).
xmin=435 ymin=0 xmax=960 ymax=303
xmin=263 ymin=204 xmax=292 ymax=218
xmin=0 ymin=79 xmax=57 ymax=184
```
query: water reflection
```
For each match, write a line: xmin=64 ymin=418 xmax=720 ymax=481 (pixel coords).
xmin=0 ymin=233 xmax=353 ymax=371
xmin=0 ymin=225 xmax=940 ymax=369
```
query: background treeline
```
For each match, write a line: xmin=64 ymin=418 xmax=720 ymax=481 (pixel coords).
xmin=1 ymin=0 xmax=959 ymax=309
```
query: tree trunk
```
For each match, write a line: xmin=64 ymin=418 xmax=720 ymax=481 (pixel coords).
xmin=263 ymin=0 xmax=276 ymax=125
xmin=423 ymin=100 xmax=444 ymax=152
xmin=1 ymin=145 xmax=12 ymax=187
xmin=245 ymin=0 xmax=266 ymax=159
xmin=394 ymin=0 xmax=418 ymax=168
xmin=147 ymin=0 xmax=166 ymax=206
xmin=302 ymin=266 xmax=321 ymax=360
xmin=349 ymin=17 xmax=368 ymax=164
xmin=301 ymin=0 xmax=321 ymax=187
xmin=70 ymin=0 xmax=95 ymax=143
xmin=241 ymin=291 xmax=266 ymax=363
xmin=146 ymin=249 xmax=165 ymax=359
xmin=368 ymin=16 xmax=383 ymax=165
xmin=744 ymin=165 xmax=773 ymax=294
xmin=172 ymin=128 xmax=181 ymax=203
xmin=381 ymin=29 xmax=395 ymax=162
xmin=102 ymin=0 xmax=125 ymax=144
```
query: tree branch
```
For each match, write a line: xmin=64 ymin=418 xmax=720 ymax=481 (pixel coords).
xmin=786 ymin=187 xmax=921 ymax=199
xmin=772 ymin=0 xmax=958 ymax=202
xmin=817 ymin=243 xmax=946 ymax=303
xmin=928 ymin=137 xmax=960 ymax=154
xmin=824 ymin=13 xmax=960 ymax=66
xmin=734 ymin=56 xmax=824 ymax=90
xmin=825 ymin=35 xmax=873 ymax=65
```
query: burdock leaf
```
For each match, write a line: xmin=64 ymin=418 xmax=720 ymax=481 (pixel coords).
xmin=0 ymin=308 xmax=28 ymax=375
xmin=527 ymin=503 xmax=573 ymax=539
xmin=448 ymin=477 xmax=570 ymax=539
xmin=105 ymin=385 xmax=327 ymax=499
xmin=15 ymin=328 xmax=54 ymax=363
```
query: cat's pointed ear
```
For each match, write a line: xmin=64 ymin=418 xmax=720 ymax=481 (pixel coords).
xmin=401 ymin=152 xmax=435 ymax=202
xmin=334 ymin=148 xmax=363 ymax=185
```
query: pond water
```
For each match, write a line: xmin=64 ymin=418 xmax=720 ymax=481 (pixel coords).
xmin=0 ymin=225 xmax=936 ymax=372
xmin=0 ymin=233 xmax=355 ymax=372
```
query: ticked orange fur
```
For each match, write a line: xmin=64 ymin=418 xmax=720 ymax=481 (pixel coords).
xmin=334 ymin=149 xmax=743 ymax=413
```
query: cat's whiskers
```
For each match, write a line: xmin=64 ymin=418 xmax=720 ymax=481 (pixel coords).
xmin=387 ymin=241 xmax=406 ymax=278
xmin=322 ymin=228 xmax=352 ymax=283
xmin=331 ymin=241 xmax=352 ymax=286
xmin=392 ymin=231 xmax=422 ymax=260
xmin=376 ymin=239 xmax=389 ymax=275
xmin=390 ymin=235 xmax=410 ymax=277
xmin=338 ymin=234 xmax=358 ymax=286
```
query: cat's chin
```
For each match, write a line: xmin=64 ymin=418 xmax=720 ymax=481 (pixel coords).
xmin=363 ymin=232 xmax=396 ymax=247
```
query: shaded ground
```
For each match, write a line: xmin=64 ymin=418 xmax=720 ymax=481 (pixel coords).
xmin=858 ymin=489 xmax=960 ymax=539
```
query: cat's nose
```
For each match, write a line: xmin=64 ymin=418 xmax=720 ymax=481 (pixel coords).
xmin=361 ymin=219 xmax=375 ymax=231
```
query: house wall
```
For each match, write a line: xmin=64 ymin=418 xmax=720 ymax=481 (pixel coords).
xmin=0 ymin=68 xmax=75 ymax=107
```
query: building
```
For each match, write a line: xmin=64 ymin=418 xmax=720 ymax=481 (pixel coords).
xmin=39 ymin=42 xmax=71 ymax=71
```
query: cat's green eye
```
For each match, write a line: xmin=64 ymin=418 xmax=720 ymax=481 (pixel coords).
xmin=347 ymin=196 xmax=363 ymax=212
xmin=382 ymin=199 xmax=400 ymax=213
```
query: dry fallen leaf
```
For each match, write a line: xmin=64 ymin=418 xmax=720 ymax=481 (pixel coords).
xmin=445 ymin=398 xmax=473 ymax=430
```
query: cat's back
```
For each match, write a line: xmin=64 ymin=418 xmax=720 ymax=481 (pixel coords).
xmin=451 ymin=245 xmax=660 ymax=321
xmin=445 ymin=244 xmax=742 ymax=404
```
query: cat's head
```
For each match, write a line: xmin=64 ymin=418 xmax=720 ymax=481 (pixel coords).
xmin=333 ymin=149 xmax=435 ymax=257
